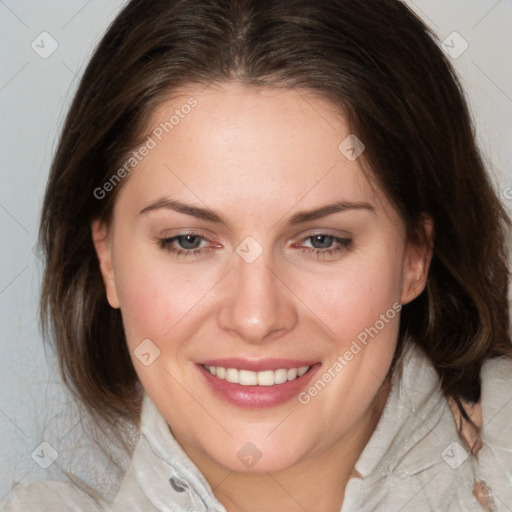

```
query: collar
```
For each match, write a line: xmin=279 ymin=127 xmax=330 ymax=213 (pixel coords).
xmin=130 ymin=393 xmax=227 ymax=511
xmin=121 ymin=343 xmax=460 ymax=511
xmin=352 ymin=342 xmax=460 ymax=479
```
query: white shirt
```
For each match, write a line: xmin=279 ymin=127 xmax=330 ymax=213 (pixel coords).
xmin=3 ymin=343 xmax=512 ymax=511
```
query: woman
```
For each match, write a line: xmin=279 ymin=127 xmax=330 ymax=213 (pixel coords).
xmin=3 ymin=0 xmax=511 ymax=510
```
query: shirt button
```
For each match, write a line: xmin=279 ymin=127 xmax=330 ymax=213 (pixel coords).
xmin=169 ymin=476 xmax=187 ymax=493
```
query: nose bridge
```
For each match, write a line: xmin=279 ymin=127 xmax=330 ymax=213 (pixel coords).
xmin=218 ymin=248 xmax=297 ymax=343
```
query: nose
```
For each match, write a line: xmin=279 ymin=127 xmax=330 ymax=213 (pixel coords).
xmin=217 ymin=254 xmax=298 ymax=345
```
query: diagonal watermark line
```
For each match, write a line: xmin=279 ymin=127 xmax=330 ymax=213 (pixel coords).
xmin=266 ymin=164 xmax=337 ymax=234
xmin=0 ymin=0 xmax=29 ymax=29
xmin=482 ymin=394 xmax=512 ymax=432
xmin=265 ymin=409 xmax=295 ymax=438
xmin=163 ymin=267 xmax=233 ymax=337
xmin=61 ymin=0 xmax=93 ymax=29
xmin=0 ymin=406 xmax=29 ymax=439
xmin=59 ymin=416 xmax=85 ymax=442
xmin=0 ymin=266 xmax=28 ymax=296
xmin=0 ymin=62 xmax=29 ymax=93
xmin=367 ymin=367 xmax=442 ymax=445
xmin=0 ymin=204 xmax=29 ymax=233
xmin=162 ymin=366 xmax=234 ymax=438
xmin=266 ymin=266 xmax=337 ymax=336
xmin=472 ymin=0 xmax=502 ymax=30
xmin=493 ymin=490 xmax=512 ymax=511
xmin=266 ymin=472 xmax=310 ymax=511
xmin=200 ymin=469 xmax=234 ymax=505
xmin=59 ymin=472 xmax=105 ymax=512
xmin=163 ymin=164 xmax=232 ymax=233
xmin=407 ymin=0 xmax=439 ymax=29
xmin=398 ymin=473 xmax=437 ymax=511
xmin=472 ymin=61 xmax=512 ymax=104
xmin=0 ymin=471 xmax=30 ymax=502
xmin=61 ymin=60 xmax=79 ymax=80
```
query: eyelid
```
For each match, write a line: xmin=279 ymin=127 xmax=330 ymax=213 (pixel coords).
xmin=157 ymin=231 xmax=223 ymax=256
xmin=159 ymin=232 xmax=220 ymax=246
xmin=157 ymin=229 xmax=353 ymax=260
xmin=156 ymin=227 xmax=216 ymax=239
xmin=157 ymin=230 xmax=352 ymax=246
xmin=293 ymin=228 xmax=352 ymax=243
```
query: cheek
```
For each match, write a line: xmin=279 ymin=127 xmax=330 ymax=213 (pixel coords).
xmin=112 ymin=244 xmax=223 ymax=351
xmin=111 ymin=242 xmax=181 ymax=345
xmin=291 ymin=250 xmax=403 ymax=429
xmin=296 ymin=244 xmax=404 ymax=346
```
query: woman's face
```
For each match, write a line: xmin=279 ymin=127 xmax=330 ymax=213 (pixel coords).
xmin=93 ymin=82 xmax=430 ymax=473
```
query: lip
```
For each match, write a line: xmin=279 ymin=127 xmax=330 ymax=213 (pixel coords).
xmin=197 ymin=358 xmax=317 ymax=371
xmin=197 ymin=360 xmax=321 ymax=408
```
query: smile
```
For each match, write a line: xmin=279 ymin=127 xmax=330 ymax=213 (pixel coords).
xmin=203 ymin=364 xmax=311 ymax=386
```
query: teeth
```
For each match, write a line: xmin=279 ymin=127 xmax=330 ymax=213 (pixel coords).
xmin=239 ymin=370 xmax=258 ymax=385
xmin=257 ymin=370 xmax=274 ymax=386
xmin=204 ymin=364 xmax=311 ymax=386
xmin=225 ymin=368 xmax=238 ymax=383
xmin=297 ymin=366 xmax=309 ymax=376
xmin=274 ymin=369 xmax=288 ymax=384
xmin=287 ymin=368 xmax=298 ymax=380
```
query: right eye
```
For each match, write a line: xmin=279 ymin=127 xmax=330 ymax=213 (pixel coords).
xmin=159 ymin=233 xmax=212 ymax=258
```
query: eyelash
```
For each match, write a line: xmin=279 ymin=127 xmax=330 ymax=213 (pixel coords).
xmin=297 ymin=235 xmax=352 ymax=258
xmin=159 ymin=233 xmax=210 ymax=258
xmin=158 ymin=233 xmax=352 ymax=259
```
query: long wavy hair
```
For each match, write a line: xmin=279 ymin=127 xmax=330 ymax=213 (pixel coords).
xmin=40 ymin=0 xmax=511 ymax=432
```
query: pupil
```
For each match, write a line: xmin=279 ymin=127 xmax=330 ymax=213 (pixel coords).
xmin=179 ymin=235 xmax=201 ymax=249
xmin=311 ymin=235 xmax=333 ymax=249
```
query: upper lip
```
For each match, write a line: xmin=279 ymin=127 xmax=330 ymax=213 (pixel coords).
xmin=197 ymin=358 xmax=318 ymax=371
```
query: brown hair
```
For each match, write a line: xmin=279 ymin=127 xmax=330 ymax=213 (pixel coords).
xmin=40 ymin=0 xmax=511 ymax=431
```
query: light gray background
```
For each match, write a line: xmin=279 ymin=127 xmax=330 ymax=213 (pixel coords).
xmin=0 ymin=0 xmax=511 ymax=505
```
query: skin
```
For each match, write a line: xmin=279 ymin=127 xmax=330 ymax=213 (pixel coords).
xmin=92 ymin=82 xmax=433 ymax=511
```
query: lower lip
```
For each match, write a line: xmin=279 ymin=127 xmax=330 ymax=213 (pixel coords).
xmin=198 ymin=363 xmax=321 ymax=408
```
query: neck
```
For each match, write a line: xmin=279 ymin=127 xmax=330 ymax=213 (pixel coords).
xmin=181 ymin=379 xmax=390 ymax=512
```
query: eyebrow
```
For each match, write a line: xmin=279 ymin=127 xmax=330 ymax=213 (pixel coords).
xmin=288 ymin=201 xmax=375 ymax=224
xmin=139 ymin=198 xmax=227 ymax=224
xmin=139 ymin=198 xmax=375 ymax=226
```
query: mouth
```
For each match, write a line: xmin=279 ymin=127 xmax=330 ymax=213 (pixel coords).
xmin=202 ymin=364 xmax=311 ymax=386
xmin=197 ymin=359 xmax=320 ymax=408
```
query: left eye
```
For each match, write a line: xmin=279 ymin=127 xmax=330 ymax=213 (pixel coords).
xmin=173 ymin=234 xmax=203 ymax=249
xmin=159 ymin=234 xmax=210 ymax=256
xmin=295 ymin=234 xmax=352 ymax=259
xmin=159 ymin=232 xmax=351 ymax=260
xmin=306 ymin=234 xmax=336 ymax=249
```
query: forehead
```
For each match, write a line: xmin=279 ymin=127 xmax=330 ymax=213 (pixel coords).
xmin=114 ymin=82 xmax=392 ymax=220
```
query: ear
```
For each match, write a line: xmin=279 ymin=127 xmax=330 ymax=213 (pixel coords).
xmin=400 ymin=213 xmax=434 ymax=306
xmin=91 ymin=219 xmax=120 ymax=309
